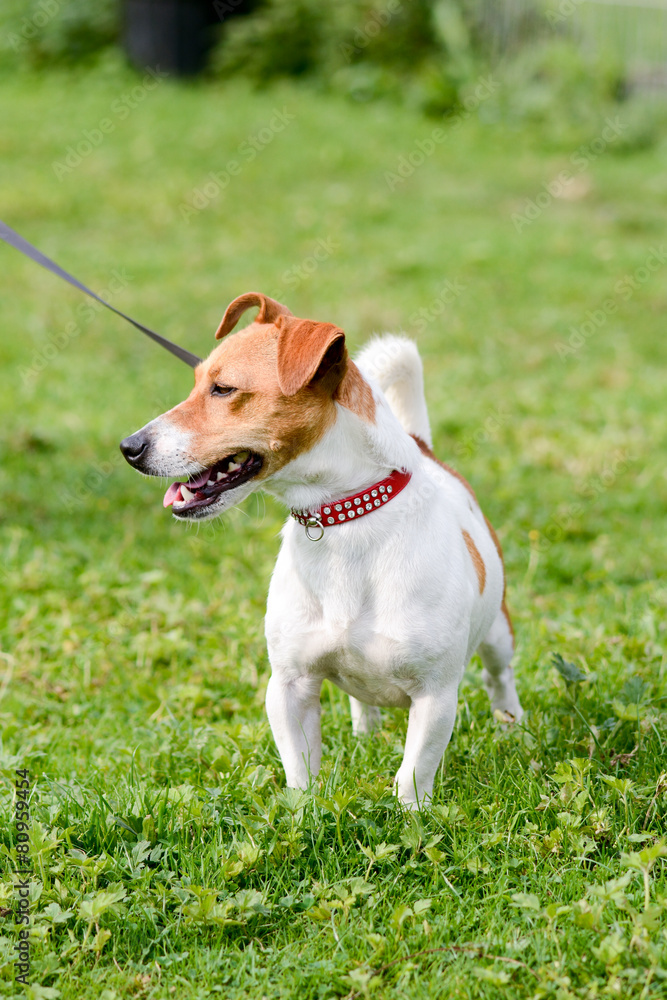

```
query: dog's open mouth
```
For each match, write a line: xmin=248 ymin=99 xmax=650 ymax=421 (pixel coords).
xmin=163 ymin=450 xmax=263 ymax=513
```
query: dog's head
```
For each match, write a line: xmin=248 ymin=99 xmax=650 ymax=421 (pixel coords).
xmin=120 ymin=292 xmax=359 ymax=520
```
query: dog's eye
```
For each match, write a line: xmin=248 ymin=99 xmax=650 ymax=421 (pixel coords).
xmin=211 ymin=385 xmax=237 ymax=397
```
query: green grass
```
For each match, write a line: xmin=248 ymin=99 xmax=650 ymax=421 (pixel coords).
xmin=0 ymin=60 xmax=666 ymax=999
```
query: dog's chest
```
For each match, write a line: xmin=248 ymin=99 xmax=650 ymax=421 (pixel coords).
xmin=277 ymin=602 xmax=428 ymax=708
xmin=317 ymin=645 xmax=416 ymax=708
xmin=266 ymin=536 xmax=471 ymax=706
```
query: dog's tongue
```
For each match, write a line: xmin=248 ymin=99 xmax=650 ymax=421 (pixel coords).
xmin=163 ymin=482 xmax=183 ymax=508
xmin=163 ymin=468 xmax=211 ymax=507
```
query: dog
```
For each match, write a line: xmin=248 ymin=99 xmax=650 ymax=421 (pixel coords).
xmin=120 ymin=292 xmax=523 ymax=806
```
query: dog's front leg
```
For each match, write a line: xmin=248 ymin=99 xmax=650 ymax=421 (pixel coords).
xmin=395 ymin=684 xmax=459 ymax=807
xmin=265 ymin=675 xmax=322 ymax=789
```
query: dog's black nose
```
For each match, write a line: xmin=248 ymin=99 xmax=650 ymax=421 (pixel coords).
xmin=120 ymin=431 xmax=150 ymax=467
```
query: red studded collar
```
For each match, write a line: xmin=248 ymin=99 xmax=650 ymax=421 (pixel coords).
xmin=290 ymin=469 xmax=412 ymax=540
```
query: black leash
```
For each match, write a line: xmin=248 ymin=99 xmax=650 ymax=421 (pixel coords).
xmin=0 ymin=220 xmax=202 ymax=368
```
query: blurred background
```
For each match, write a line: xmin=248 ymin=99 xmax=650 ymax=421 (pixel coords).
xmin=2 ymin=0 xmax=667 ymax=106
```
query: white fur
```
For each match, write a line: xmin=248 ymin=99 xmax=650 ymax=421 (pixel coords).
xmin=141 ymin=415 xmax=199 ymax=476
xmin=263 ymin=337 xmax=523 ymax=806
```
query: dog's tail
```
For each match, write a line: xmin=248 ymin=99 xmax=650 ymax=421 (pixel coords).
xmin=355 ymin=335 xmax=432 ymax=447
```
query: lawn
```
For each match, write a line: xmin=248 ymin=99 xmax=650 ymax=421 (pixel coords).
xmin=0 ymin=59 xmax=666 ymax=999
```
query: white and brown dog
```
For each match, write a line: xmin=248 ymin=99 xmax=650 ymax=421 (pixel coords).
xmin=120 ymin=292 xmax=522 ymax=806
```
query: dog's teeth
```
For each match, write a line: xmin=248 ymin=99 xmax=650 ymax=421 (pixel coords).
xmin=228 ymin=462 xmax=241 ymax=472
xmin=216 ymin=471 xmax=225 ymax=481
xmin=181 ymin=485 xmax=194 ymax=501
xmin=233 ymin=451 xmax=249 ymax=463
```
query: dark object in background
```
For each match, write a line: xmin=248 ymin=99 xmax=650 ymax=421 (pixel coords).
xmin=123 ymin=0 xmax=256 ymax=76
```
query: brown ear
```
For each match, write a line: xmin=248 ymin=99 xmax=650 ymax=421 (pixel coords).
xmin=276 ymin=315 xmax=346 ymax=396
xmin=215 ymin=292 xmax=292 ymax=340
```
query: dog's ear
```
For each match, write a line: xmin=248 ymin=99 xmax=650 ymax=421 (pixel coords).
xmin=215 ymin=292 xmax=292 ymax=340
xmin=276 ymin=315 xmax=346 ymax=396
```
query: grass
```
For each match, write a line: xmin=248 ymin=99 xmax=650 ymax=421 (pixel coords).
xmin=0 ymin=57 xmax=666 ymax=999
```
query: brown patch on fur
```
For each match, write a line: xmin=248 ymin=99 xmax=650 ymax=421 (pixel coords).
xmin=501 ymin=599 xmax=515 ymax=641
xmin=462 ymin=530 xmax=486 ymax=593
xmin=411 ymin=435 xmax=478 ymax=502
xmin=215 ymin=292 xmax=292 ymax=340
xmin=483 ymin=515 xmax=515 ymax=640
xmin=166 ymin=297 xmax=379 ymax=481
xmin=484 ymin=515 xmax=508 ymax=593
xmin=275 ymin=316 xmax=346 ymax=396
xmin=335 ymin=360 xmax=376 ymax=423
xmin=168 ymin=321 xmax=340 ymax=481
xmin=168 ymin=293 xmax=373 ymax=480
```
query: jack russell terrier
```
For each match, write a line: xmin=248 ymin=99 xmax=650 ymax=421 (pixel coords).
xmin=120 ymin=292 xmax=523 ymax=806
